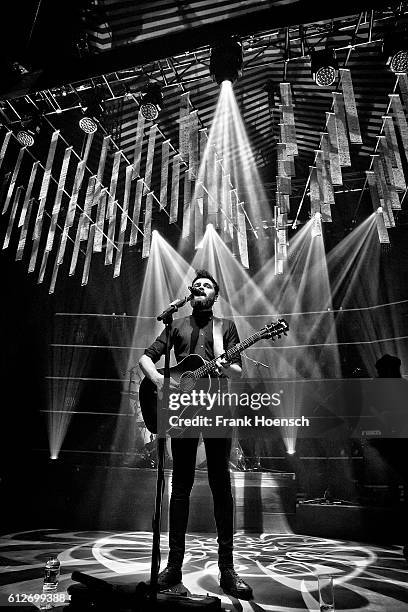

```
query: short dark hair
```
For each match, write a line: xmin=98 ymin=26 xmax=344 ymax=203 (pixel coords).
xmin=192 ymin=269 xmax=219 ymax=296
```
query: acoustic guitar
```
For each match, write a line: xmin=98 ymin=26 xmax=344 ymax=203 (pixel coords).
xmin=139 ymin=318 xmax=289 ymax=433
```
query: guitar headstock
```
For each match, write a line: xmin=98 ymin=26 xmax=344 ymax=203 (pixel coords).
xmin=260 ymin=318 xmax=289 ymax=341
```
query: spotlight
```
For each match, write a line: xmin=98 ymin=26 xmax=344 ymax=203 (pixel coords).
xmin=310 ymin=49 xmax=338 ymax=87
xmin=15 ymin=117 xmax=41 ymax=147
xmin=78 ymin=116 xmax=98 ymax=133
xmin=140 ymin=83 xmax=163 ymax=121
xmin=383 ymin=32 xmax=408 ymax=73
xmin=210 ymin=38 xmax=243 ymax=85
xmin=16 ymin=129 xmax=35 ymax=147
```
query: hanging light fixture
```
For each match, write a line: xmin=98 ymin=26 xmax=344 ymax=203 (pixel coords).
xmin=78 ymin=115 xmax=98 ymax=133
xmin=78 ymin=92 xmax=104 ymax=133
xmin=140 ymin=83 xmax=163 ymax=121
xmin=310 ymin=49 xmax=338 ymax=87
xmin=209 ymin=37 xmax=243 ymax=85
xmin=15 ymin=116 xmax=41 ymax=147
xmin=16 ymin=129 xmax=35 ymax=147
xmin=383 ymin=31 xmax=408 ymax=73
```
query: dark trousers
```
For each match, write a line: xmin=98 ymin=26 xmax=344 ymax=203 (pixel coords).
xmin=168 ymin=437 xmax=233 ymax=569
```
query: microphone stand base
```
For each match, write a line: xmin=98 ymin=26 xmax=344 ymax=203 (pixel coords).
xmin=67 ymin=579 xmax=222 ymax=611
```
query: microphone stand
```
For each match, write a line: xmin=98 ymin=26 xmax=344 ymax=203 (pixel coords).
xmin=149 ymin=292 xmax=195 ymax=602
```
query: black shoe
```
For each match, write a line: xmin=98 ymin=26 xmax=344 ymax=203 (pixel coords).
xmin=156 ymin=565 xmax=182 ymax=590
xmin=219 ymin=567 xmax=253 ymax=600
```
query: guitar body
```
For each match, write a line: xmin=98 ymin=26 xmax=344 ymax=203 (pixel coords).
xmin=139 ymin=354 xmax=211 ymax=434
xmin=139 ymin=318 xmax=289 ymax=434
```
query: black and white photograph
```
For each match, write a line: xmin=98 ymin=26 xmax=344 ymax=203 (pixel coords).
xmin=0 ymin=1 xmax=408 ymax=610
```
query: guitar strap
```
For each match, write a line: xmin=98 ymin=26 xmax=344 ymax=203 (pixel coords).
xmin=213 ymin=317 xmax=224 ymax=358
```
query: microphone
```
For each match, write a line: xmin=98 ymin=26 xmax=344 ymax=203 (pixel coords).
xmin=188 ymin=286 xmax=206 ymax=297
xmin=157 ymin=287 xmax=205 ymax=320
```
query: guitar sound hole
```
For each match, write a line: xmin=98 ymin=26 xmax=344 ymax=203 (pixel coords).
xmin=180 ymin=373 xmax=195 ymax=393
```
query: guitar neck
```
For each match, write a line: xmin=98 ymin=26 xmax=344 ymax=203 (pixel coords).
xmin=193 ymin=330 xmax=265 ymax=379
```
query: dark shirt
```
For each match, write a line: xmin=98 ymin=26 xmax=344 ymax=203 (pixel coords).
xmin=144 ymin=310 xmax=242 ymax=367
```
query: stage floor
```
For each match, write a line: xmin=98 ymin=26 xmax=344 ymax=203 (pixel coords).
xmin=0 ymin=530 xmax=407 ymax=611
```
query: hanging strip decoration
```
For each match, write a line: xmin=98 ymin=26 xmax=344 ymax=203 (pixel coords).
xmin=207 ymin=146 xmax=218 ymax=227
xmin=220 ymin=172 xmax=230 ymax=244
xmin=105 ymin=149 xmax=122 ymax=265
xmin=182 ymin=171 xmax=191 ymax=238
xmin=80 ymin=175 xmax=97 ymax=241
xmin=274 ymin=207 xmax=286 ymax=275
xmin=19 ymin=161 xmax=40 ymax=250
xmin=0 ymin=131 xmax=12 ymax=174
xmin=305 ymin=76 xmax=364 ymax=229
xmin=143 ymin=124 xmax=158 ymax=195
xmin=69 ymin=175 xmax=97 ymax=277
xmin=16 ymin=197 xmax=34 ymax=261
xmin=56 ymin=160 xmax=86 ymax=267
xmin=0 ymin=117 xmax=158 ymax=289
xmin=309 ymin=166 xmax=321 ymax=215
xmin=194 ymin=128 xmax=207 ymax=248
xmin=377 ymin=136 xmax=401 ymax=210
xmin=3 ymin=185 xmax=24 ymax=249
xmin=274 ymin=83 xmax=298 ymax=274
xmin=114 ymin=164 xmax=133 ymax=278
xmin=320 ymin=134 xmax=335 ymax=210
xmin=333 ymin=92 xmax=351 ymax=167
xmin=29 ymin=130 xmax=60 ymax=276
xmin=142 ymin=192 xmax=153 ymax=258
xmin=170 ymin=154 xmax=181 ymax=223
xmin=49 ymin=233 xmax=62 ymax=294
xmin=2 ymin=146 xmax=25 ymax=215
xmin=160 ymin=140 xmax=170 ymax=209
xmin=325 ymin=113 xmax=343 ymax=185
xmin=195 ymin=183 xmax=204 ymax=249
xmin=389 ymin=94 xmax=408 ymax=164
xmin=35 ymin=130 xmax=60 ymax=231
xmin=135 ymin=124 xmax=158 ymax=262
xmin=279 ymin=83 xmax=298 ymax=155
xmin=237 ymin=202 xmax=249 ymax=269
xmin=45 ymin=148 xmax=71 ymax=252
xmin=82 ymin=223 xmax=96 ymax=286
xmin=366 ymin=169 xmax=394 ymax=228
xmin=56 ymin=132 xmax=93 ymax=272
xmin=340 ymin=69 xmax=362 ymax=144
xmin=94 ymin=189 xmax=108 ymax=252
xmin=129 ymin=178 xmax=144 ymax=246
xmin=316 ymin=142 xmax=333 ymax=222
xmin=382 ymin=115 xmax=405 ymax=191
xmin=40 ymin=146 xmax=72 ymax=281
xmin=229 ymin=190 xmax=239 ymax=258
xmin=397 ymin=73 xmax=408 ymax=113
xmin=374 ymin=206 xmax=390 ymax=244
xmin=179 ymin=92 xmax=191 ymax=162
xmin=372 ymin=154 xmax=395 ymax=226
xmin=132 ymin=110 xmax=146 ymax=180
xmin=93 ymin=136 xmax=110 ymax=214
xmin=188 ymin=110 xmax=199 ymax=180
xmin=185 ymin=111 xmax=198 ymax=240
xmin=215 ymin=156 xmax=222 ymax=230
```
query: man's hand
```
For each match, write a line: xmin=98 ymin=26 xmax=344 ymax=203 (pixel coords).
xmin=214 ymin=357 xmax=242 ymax=379
xmin=152 ymin=373 xmax=178 ymax=392
xmin=139 ymin=355 xmax=178 ymax=391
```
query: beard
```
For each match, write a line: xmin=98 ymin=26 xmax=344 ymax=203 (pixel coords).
xmin=192 ymin=295 xmax=216 ymax=311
